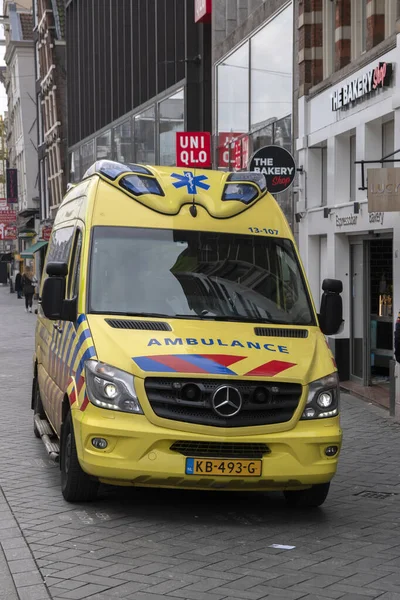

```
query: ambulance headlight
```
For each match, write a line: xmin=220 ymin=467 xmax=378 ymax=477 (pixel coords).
xmin=301 ymin=373 xmax=340 ymax=420
xmin=85 ymin=360 xmax=143 ymax=414
xmin=222 ymin=183 xmax=259 ymax=204
xmin=119 ymin=174 xmax=164 ymax=197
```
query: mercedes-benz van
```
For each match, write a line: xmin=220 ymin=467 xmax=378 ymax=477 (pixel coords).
xmin=32 ymin=160 xmax=343 ymax=506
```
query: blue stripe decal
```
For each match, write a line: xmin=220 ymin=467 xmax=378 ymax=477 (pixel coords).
xmin=133 ymin=357 xmax=177 ymax=373
xmin=60 ymin=322 xmax=73 ymax=359
xmin=75 ymin=347 xmax=96 ymax=381
xmin=179 ymin=354 xmax=236 ymax=376
xmin=69 ymin=329 xmax=91 ymax=374
xmin=64 ymin=329 xmax=76 ymax=374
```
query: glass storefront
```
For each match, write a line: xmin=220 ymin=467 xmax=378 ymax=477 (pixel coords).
xmin=134 ymin=107 xmax=156 ymax=165
xmin=69 ymin=86 xmax=185 ymax=180
xmin=215 ymin=3 xmax=293 ymax=224
xmin=159 ymin=90 xmax=185 ymax=166
xmin=114 ymin=119 xmax=134 ymax=165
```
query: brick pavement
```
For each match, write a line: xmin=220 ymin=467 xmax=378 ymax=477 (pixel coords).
xmin=1 ymin=283 xmax=400 ymax=600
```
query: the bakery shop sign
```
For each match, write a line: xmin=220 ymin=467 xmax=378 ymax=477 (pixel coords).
xmin=249 ymin=145 xmax=296 ymax=194
xmin=331 ymin=62 xmax=393 ymax=111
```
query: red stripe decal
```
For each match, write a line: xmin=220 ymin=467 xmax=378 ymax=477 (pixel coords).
xmin=69 ymin=389 xmax=76 ymax=405
xmin=245 ymin=360 xmax=296 ymax=377
xmin=150 ymin=355 xmax=208 ymax=374
xmin=199 ymin=354 xmax=246 ymax=367
xmin=80 ymin=395 xmax=89 ymax=412
xmin=77 ymin=375 xmax=85 ymax=394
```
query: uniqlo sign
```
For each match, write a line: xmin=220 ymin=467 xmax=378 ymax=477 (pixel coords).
xmin=176 ymin=132 xmax=212 ymax=168
xmin=194 ymin=0 xmax=211 ymax=23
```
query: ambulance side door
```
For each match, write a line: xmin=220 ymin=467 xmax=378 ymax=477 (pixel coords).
xmin=37 ymin=225 xmax=75 ymax=430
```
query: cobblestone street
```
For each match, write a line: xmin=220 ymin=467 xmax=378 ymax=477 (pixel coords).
xmin=1 ymin=284 xmax=400 ymax=600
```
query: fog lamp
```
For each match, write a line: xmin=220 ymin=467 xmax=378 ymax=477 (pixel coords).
xmin=92 ymin=438 xmax=108 ymax=450
xmin=325 ymin=446 xmax=338 ymax=457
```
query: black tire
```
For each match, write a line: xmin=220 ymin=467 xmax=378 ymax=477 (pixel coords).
xmin=32 ymin=378 xmax=45 ymax=439
xmin=284 ymin=482 xmax=330 ymax=508
xmin=60 ymin=411 xmax=99 ymax=503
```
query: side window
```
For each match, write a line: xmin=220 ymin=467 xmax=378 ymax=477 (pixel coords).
xmin=68 ymin=230 xmax=83 ymax=299
xmin=46 ymin=226 xmax=75 ymax=264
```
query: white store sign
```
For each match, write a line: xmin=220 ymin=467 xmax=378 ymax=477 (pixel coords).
xmin=331 ymin=62 xmax=393 ymax=111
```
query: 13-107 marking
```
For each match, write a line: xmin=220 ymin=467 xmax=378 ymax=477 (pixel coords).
xmin=249 ymin=227 xmax=279 ymax=235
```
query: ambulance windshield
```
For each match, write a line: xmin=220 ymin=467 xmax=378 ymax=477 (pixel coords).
xmin=89 ymin=227 xmax=315 ymax=326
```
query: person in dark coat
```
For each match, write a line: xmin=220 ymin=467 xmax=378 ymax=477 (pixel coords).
xmin=21 ymin=267 xmax=37 ymax=313
xmin=15 ymin=271 xmax=23 ymax=299
xmin=395 ymin=310 xmax=400 ymax=363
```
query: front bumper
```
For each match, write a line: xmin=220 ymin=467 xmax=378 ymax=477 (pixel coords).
xmin=73 ymin=405 xmax=342 ymax=492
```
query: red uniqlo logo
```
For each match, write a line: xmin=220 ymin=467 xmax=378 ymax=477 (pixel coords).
xmin=176 ymin=132 xmax=212 ymax=168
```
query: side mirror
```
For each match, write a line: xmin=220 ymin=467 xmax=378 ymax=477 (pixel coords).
xmin=41 ymin=261 xmax=78 ymax=323
xmin=319 ymin=278 xmax=343 ymax=336
xmin=42 ymin=277 xmax=66 ymax=320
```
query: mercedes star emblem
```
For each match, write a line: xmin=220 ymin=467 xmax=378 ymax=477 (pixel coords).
xmin=211 ymin=385 xmax=243 ymax=418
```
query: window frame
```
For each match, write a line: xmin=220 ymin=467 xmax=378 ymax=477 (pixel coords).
xmin=351 ymin=0 xmax=367 ymax=60
xmin=322 ymin=0 xmax=336 ymax=78
xmin=385 ymin=0 xmax=396 ymax=37
xmin=68 ymin=228 xmax=83 ymax=300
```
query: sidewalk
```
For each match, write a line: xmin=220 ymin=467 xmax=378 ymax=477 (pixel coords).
xmin=0 ymin=285 xmax=50 ymax=600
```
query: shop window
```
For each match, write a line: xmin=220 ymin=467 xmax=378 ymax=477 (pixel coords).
xmin=350 ymin=135 xmax=356 ymax=202
xmin=385 ymin=0 xmax=396 ymax=37
xmin=382 ymin=120 xmax=394 ymax=168
xmin=114 ymin=120 xmax=133 ymax=165
xmin=351 ymin=0 xmax=367 ymax=59
xmin=134 ymin=106 xmax=156 ymax=165
xmin=217 ymin=41 xmax=249 ymax=134
xmin=96 ymin=130 xmax=112 ymax=160
xmin=323 ymin=0 xmax=336 ymax=77
xmin=69 ymin=150 xmax=80 ymax=183
xmin=250 ymin=6 xmax=292 ymax=129
xmin=80 ymin=140 xmax=95 ymax=177
xmin=159 ymin=89 xmax=184 ymax=166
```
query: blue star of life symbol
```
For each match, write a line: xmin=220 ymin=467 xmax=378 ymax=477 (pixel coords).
xmin=171 ymin=171 xmax=210 ymax=195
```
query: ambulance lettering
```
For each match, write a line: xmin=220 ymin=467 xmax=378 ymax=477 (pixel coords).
xmin=147 ymin=338 xmax=289 ymax=354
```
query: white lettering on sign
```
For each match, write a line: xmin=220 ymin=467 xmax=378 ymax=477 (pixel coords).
xmin=176 ymin=132 xmax=211 ymax=168
xmin=331 ymin=63 xmax=392 ymax=111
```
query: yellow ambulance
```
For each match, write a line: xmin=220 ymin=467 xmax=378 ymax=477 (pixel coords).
xmin=32 ymin=160 xmax=343 ymax=506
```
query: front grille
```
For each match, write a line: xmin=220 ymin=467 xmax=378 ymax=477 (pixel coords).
xmin=170 ymin=441 xmax=270 ymax=458
xmin=106 ymin=319 xmax=171 ymax=331
xmin=144 ymin=378 xmax=302 ymax=428
xmin=254 ymin=327 xmax=309 ymax=338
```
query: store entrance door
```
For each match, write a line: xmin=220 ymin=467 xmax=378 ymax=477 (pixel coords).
xmin=350 ymin=237 xmax=393 ymax=388
xmin=350 ymin=242 xmax=367 ymax=384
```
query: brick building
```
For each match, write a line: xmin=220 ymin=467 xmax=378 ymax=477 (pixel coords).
xmin=295 ymin=0 xmax=400 ymax=410
xmin=34 ymin=0 xmax=67 ymax=228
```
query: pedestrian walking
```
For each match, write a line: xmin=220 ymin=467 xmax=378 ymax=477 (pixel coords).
xmin=15 ymin=271 xmax=23 ymax=299
xmin=21 ymin=267 xmax=37 ymax=313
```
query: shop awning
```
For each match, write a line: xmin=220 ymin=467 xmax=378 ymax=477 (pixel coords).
xmin=20 ymin=240 xmax=48 ymax=259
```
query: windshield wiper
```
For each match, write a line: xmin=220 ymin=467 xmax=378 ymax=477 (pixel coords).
xmin=174 ymin=313 xmax=298 ymax=325
xmin=91 ymin=311 xmax=173 ymax=319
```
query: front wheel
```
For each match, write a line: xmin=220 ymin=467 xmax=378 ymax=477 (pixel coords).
xmin=60 ymin=412 xmax=99 ymax=502
xmin=283 ymin=482 xmax=330 ymax=508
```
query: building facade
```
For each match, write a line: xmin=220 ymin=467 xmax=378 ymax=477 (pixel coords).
xmin=66 ymin=0 xmax=211 ymax=182
xmin=295 ymin=0 xmax=400 ymax=412
xmin=213 ymin=0 xmax=295 ymax=227
xmin=34 ymin=0 xmax=67 ymax=232
xmin=3 ymin=1 xmax=39 ymax=270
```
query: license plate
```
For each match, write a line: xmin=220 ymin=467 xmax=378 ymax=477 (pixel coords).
xmin=185 ymin=457 xmax=262 ymax=477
